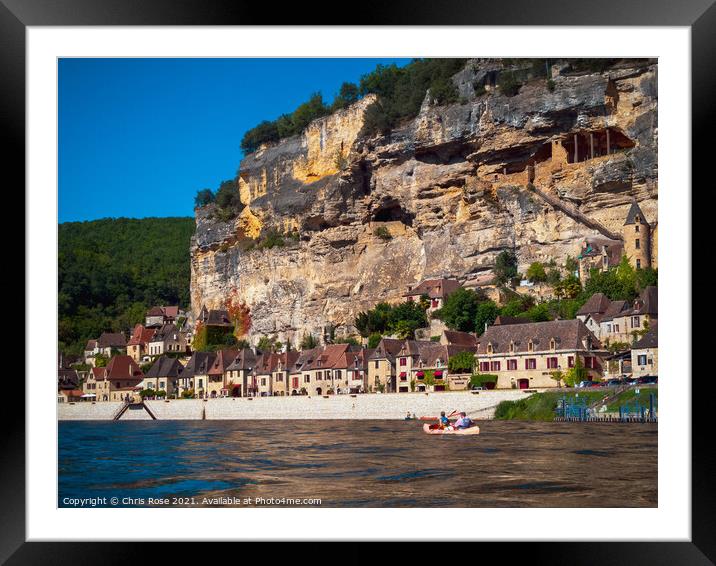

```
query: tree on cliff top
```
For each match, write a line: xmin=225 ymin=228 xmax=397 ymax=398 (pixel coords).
xmin=494 ymin=250 xmax=518 ymax=285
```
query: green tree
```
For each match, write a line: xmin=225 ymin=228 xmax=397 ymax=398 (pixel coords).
xmin=494 ymin=250 xmax=518 ymax=285
xmin=331 ymin=82 xmax=360 ymax=110
xmin=435 ymin=288 xmax=482 ymax=332
xmin=300 ymin=333 xmax=318 ymax=350
xmin=448 ymin=351 xmax=475 ymax=373
xmin=214 ymin=179 xmax=244 ymax=212
xmin=194 ymin=189 xmax=215 ymax=207
xmin=563 ymin=357 xmax=587 ymax=387
xmin=546 ymin=269 xmax=562 ymax=287
xmin=526 ymin=262 xmax=547 ymax=283
xmin=367 ymin=333 xmax=382 ymax=349
xmin=475 ymin=300 xmax=500 ymax=335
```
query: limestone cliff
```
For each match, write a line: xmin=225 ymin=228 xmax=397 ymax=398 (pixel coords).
xmin=191 ymin=59 xmax=658 ymax=346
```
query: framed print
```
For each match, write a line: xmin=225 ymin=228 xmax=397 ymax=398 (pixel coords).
xmin=3 ymin=0 xmax=709 ymax=561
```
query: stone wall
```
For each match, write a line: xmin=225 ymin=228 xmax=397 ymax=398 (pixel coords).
xmin=58 ymin=390 xmax=533 ymax=420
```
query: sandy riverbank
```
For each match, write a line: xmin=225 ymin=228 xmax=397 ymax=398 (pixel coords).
xmin=57 ymin=390 xmax=537 ymax=421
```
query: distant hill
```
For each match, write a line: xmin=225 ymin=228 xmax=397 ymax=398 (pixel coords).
xmin=59 ymin=217 xmax=195 ymax=357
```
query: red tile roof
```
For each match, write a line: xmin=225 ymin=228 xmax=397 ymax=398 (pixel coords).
xmin=404 ymin=278 xmax=461 ymax=299
xmin=127 ymin=324 xmax=156 ymax=346
xmin=105 ymin=355 xmax=143 ymax=380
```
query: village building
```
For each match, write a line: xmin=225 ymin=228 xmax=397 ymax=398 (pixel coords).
xmin=104 ymin=355 xmax=144 ymax=402
xmin=270 ymin=351 xmax=300 ymax=396
xmin=57 ymin=366 xmax=83 ymax=403
xmin=344 ymin=348 xmax=373 ymax=394
xmin=403 ymin=278 xmax=461 ymax=315
xmin=288 ymin=347 xmax=320 ymax=395
xmin=145 ymin=305 xmax=181 ymax=328
xmin=477 ymin=319 xmax=606 ymax=389
xmin=577 ymin=200 xmax=657 ymax=280
xmin=83 ymin=340 xmax=99 ymax=364
xmin=631 ymin=323 xmax=658 ymax=378
xmin=610 ymin=286 xmax=658 ymax=344
xmin=146 ymin=323 xmax=187 ymax=356
xmin=206 ymin=349 xmax=238 ymax=398
xmin=142 ymin=355 xmax=184 ymax=397
xmin=83 ymin=332 xmax=127 ymax=365
xmin=126 ymin=324 xmax=157 ymax=362
xmin=394 ymin=340 xmax=435 ymax=393
xmin=82 ymin=366 xmax=110 ymax=401
xmin=177 ymin=352 xmax=216 ymax=398
xmin=367 ymin=338 xmax=405 ymax=393
xmin=410 ymin=343 xmax=475 ymax=392
xmin=300 ymin=343 xmax=356 ymax=396
xmin=198 ymin=306 xmax=232 ymax=328
xmin=224 ymin=348 xmax=257 ymax=397
xmin=252 ymin=353 xmax=277 ymax=397
xmin=440 ymin=329 xmax=478 ymax=348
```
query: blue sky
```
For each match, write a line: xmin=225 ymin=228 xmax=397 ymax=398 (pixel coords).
xmin=58 ymin=58 xmax=411 ymax=223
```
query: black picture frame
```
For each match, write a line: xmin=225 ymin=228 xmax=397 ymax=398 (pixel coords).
xmin=4 ymin=0 xmax=706 ymax=561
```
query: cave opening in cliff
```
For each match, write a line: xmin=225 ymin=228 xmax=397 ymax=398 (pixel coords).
xmin=562 ymin=128 xmax=635 ymax=163
xmin=414 ymin=142 xmax=471 ymax=166
xmin=372 ymin=202 xmax=414 ymax=226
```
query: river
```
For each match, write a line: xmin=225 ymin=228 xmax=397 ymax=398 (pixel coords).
xmin=58 ymin=420 xmax=657 ymax=507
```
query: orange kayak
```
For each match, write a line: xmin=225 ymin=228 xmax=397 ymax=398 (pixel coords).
xmin=423 ymin=423 xmax=480 ymax=435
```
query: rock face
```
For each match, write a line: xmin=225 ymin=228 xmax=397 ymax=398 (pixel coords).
xmin=191 ymin=59 xmax=658 ymax=347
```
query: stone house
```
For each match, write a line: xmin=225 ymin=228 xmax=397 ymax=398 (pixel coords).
xmin=440 ymin=330 xmax=478 ymax=348
xmin=253 ymin=353 xmax=277 ymax=397
xmin=300 ymin=344 xmax=356 ymax=396
xmin=105 ymin=355 xmax=144 ymax=402
xmin=126 ymin=324 xmax=157 ymax=362
xmin=410 ymin=343 xmax=475 ymax=392
xmin=147 ymin=323 xmax=187 ymax=357
xmin=145 ymin=305 xmax=181 ymax=328
xmin=87 ymin=332 xmax=127 ymax=360
xmin=631 ymin=323 xmax=658 ymax=378
xmin=177 ymin=352 xmax=216 ymax=398
xmin=270 ymin=351 xmax=300 ymax=396
xmin=403 ymin=278 xmax=461 ymax=315
xmin=205 ymin=349 xmax=238 ymax=398
xmin=344 ymin=348 xmax=372 ymax=394
xmin=609 ymin=286 xmax=658 ymax=344
xmin=58 ymin=367 xmax=83 ymax=402
xmin=367 ymin=338 xmax=405 ymax=393
xmin=142 ymin=355 xmax=184 ymax=397
xmin=288 ymin=347 xmax=321 ymax=395
xmin=476 ymin=319 xmax=606 ymax=389
xmin=83 ymin=339 xmax=99 ymax=364
xmin=395 ymin=340 xmax=435 ymax=393
xmin=82 ymin=366 xmax=110 ymax=401
xmin=224 ymin=348 xmax=257 ymax=397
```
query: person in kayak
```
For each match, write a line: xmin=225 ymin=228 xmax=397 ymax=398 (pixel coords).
xmin=451 ymin=412 xmax=473 ymax=430
xmin=439 ymin=411 xmax=450 ymax=427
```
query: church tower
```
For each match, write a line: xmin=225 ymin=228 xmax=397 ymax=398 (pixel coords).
xmin=622 ymin=200 xmax=651 ymax=270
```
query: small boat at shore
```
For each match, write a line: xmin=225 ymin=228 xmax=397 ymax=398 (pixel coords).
xmin=423 ymin=423 xmax=480 ymax=435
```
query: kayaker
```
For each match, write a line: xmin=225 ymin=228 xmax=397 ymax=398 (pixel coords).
xmin=452 ymin=412 xmax=473 ymax=430
xmin=438 ymin=411 xmax=450 ymax=427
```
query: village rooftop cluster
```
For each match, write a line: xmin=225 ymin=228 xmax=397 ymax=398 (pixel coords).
xmin=58 ymin=203 xmax=658 ymax=403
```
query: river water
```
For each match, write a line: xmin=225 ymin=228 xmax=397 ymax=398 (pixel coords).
xmin=58 ymin=420 xmax=657 ymax=507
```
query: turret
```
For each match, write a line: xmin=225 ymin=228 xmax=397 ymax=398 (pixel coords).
xmin=622 ymin=201 xmax=651 ymax=270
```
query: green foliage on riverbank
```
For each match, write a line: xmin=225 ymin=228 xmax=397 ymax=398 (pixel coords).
xmin=354 ymin=301 xmax=428 ymax=340
xmin=494 ymin=390 xmax=607 ymax=421
xmin=59 ymin=217 xmax=195 ymax=358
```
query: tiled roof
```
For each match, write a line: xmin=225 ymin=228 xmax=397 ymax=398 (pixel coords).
xmin=91 ymin=367 xmax=106 ymax=381
xmin=225 ymin=348 xmax=257 ymax=372
xmin=442 ymin=330 xmax=477 ymax=347
xmin=178 ymin=352 xmax=217 ymax=378
xmin=205 ymin=309 xmax=232 ymax=326
xmin=624 ymin=200 xmax=647 ymax=225
xmin=302 ymin=344 xmax=353 ymax=371
xmin=477 ymin=319 xmax=601 ymax=355
xmin=289 ymin=347 xmax=322 ymax=374
xmin=145 ymin=355 xmax=184 ymax=378
xmin=105 ymin=355 xmax=143 ymax=380
xmin=162 ymin=306 xmax=179 ymax=318
xmin=404 ymin=278 xmax=461 ymax=299
xmin=147 ymin=306 xmax=165 ymax=316
xmin=97 ymin=332 xmax=126 ymax=349
xmin=369 ymin=338 xmax=405 ymax=361
xmin=127 ymin=324 xmax=156 ymax=346
xmin=208 ymin=349 xmax=239 ymax=375
xmin=58 ymin=369 xmax=80 ymax=389
xmin=576 ymin=293 xmax=612 ymax=316
xmin=630 ymin=286 xmax=657 ymax=316
xmin=493 ymin=315 xmax=526 ymax=326
xmin=150 ymin=323 xmax=182 ymax=342
xmin=84 ymin=339 xmax=98 ymax=351
xmin=600 ymin=300 xmax=629 ymax=322
xmin=633 ymin=322 xmax=658 ymax=349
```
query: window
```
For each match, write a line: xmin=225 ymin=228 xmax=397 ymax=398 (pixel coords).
xmin=487 ymin=343 xmax=493 ymax=355
xmin=528 ymin=340 xmax=534 ymax=352
xmin=400 ymin=358 xmax=407 ymax=366
xmin=638 ymin=354 xmax=647 ymax=366
xmin=507 ymin=359 xmax=517 ymax=371
xmin=525 ymin=359 xmax=537 ymax=370
xmin=304 ymin=375 xmax=310 ymax=383
xmin=614 ymin=324 xmax=620 ymax=332
xmin=261 ymin=378 xmax=266 ymax=386
xmin=375 ymin=361 xmax=379 ymax=369
xmin=584 ymin=357 xmax=594 ymax=369
xmin=159 ymin=382 xmax=165 ymax=389
xmin=635 ymin=238 xmax=640 ymax=249
xmin=567 ymin=356 xmax=575 ymax=368
xmin=632 ymin=316 xmax=641 ymax=328
xmin=490 ymin=361 xmax=501 ymax=371
xmin=509 ymin=342 xmax=514 ymax=354
xmin=549 ymin=339 xmax=556 ymax=351
xmin=636 ymin=259 xmax=641 ymax=269
xmin=547 ymin=357 xmax=558 ymax=369
xmin=479 ymin=362 xmax=490 ymax=372
xmin=635 ymin=225 xmax=640 ymax=233
xmin=431 ymin=299 xmax=439 ymax=308
xmin=316 ymin=373 xmax=322 ymax=380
